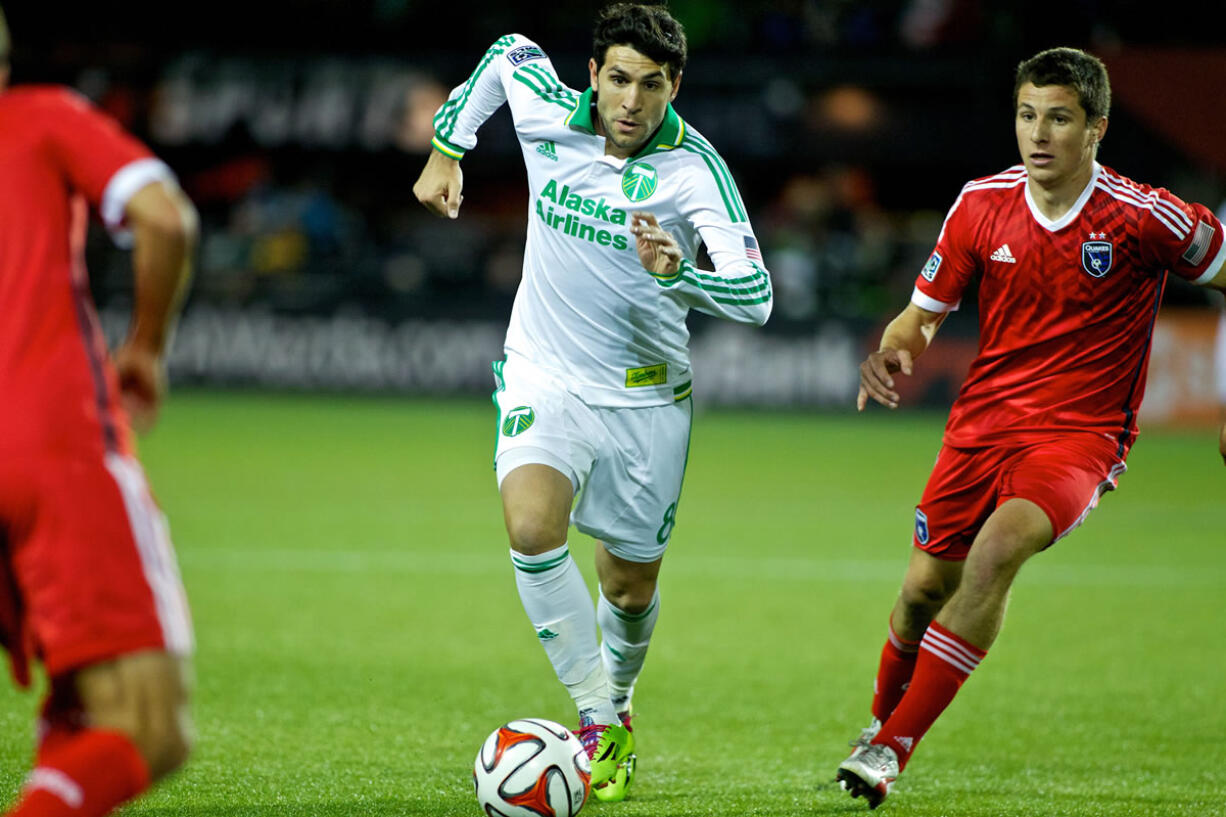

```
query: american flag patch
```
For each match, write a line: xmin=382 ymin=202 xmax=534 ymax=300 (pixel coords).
xmin=1181 ymin=220 xmax=1215 ymax=266
xmin=744 ymin=235 xmax=762 ymax=262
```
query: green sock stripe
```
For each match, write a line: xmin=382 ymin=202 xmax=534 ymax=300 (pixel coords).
xmin=512 ymin=550 xmax=570 ymax=573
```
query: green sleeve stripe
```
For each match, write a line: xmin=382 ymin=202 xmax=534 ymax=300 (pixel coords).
xmin=680 ymin=135 xmax=748 ymax=221
xmin=676 ymin=143 xmax=745 ymax=223
xmin=687 ymin=135 xmax=748 ymax=220
xmin=431 ymin=135 xmax=466 ymax=160
xmin=682 ymin=259 xmax=769 ymax=294
xmin=679 ymin=274 xmax=771 ymax=297
xmin=520 ymin=64 xmax=577 ymax=102
xmin=687 ymin=132 xmax=748 ymax=217
xmin=709 ymin=291 xmax=772 ymax=306
xmin=436 ymin=35 xmax=516 ymax=141
xmin=512 ymin=71 xmax=576 ymax=112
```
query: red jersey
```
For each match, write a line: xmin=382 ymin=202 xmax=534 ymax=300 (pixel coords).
xmin=915 ymin=162 xmax=1226 ymax=456
xmin=0 ymin=86 xmax=175 ymax=458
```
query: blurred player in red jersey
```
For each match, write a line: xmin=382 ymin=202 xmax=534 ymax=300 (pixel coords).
xmin=835 ymin=47 xmax=1226 ymax=809
xmin=0 ymin=7 xmax=198 ymax=816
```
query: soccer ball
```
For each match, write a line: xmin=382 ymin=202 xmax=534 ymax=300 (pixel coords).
xmin=473 ymin=718 xmax=591 ymax=817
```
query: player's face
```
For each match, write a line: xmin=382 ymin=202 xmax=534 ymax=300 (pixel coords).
xmin=1015 ymin=82 xmax=1107 ymax=191
xmin=589 ymin=46 xmax=681 ymax=159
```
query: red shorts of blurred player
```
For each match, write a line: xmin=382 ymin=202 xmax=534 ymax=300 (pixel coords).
xmin=913 ymin=433 xmax=1127 ymax=560
xmin=0 ymin=452 xmax=192 ymax=687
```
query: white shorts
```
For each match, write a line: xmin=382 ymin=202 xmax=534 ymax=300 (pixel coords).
xmin=491 ymin=357 xmax=692 ymax=563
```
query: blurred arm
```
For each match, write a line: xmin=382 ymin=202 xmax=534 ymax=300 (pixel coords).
xmin=857 ymin=302 xmax=947 ymax=411
xmin=115 ymin=180 xmax=198 ymax=432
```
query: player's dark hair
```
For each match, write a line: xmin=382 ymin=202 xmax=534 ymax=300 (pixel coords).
xmin=593 ymin=2 xmax=687 ymax=80
xmin=1014 ymin=47 xmax=1111 ymax=123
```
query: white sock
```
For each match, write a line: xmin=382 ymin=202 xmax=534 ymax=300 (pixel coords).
xmin=598 ymin=586 xmax=660 ymax=716
xmin=511 ymin=545 xmax=618 ymax=724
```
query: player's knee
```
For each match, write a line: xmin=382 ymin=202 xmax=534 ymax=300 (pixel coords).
xmin=77 ymin=652 xmax=192 ymax=781
xmin=600 ymin=581 xmax=654 ymax=615
xmin=505 ymin=514 xmax=567 ymax=555
xmin=900 ymin=572 xmax=955 ymax=613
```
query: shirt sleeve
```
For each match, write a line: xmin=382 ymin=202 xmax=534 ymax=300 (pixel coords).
xmin=1136 ymin=189 xmax=1226 ymax=286
xmin=431 ymin=34 xmax=566 ymax=159
xmin=654 ymin=145 xmax=772 ymax=326
xmin=43 ymin=89 xmax=175 ymax=246
xmin=912 ymin=186 xmax=980 ymax=313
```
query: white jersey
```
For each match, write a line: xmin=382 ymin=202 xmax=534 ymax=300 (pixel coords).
xmin=432 ymin=34 xmax=772 ymax=407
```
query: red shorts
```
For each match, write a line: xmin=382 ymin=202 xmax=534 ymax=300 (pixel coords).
xmin=0 ymin=451 xmax=193 ymax=685
xmin=913 ymin=434 xmax=1127 ymax=560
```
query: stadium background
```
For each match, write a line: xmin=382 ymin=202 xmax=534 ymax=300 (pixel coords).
xmin=2 ymin=3 xmax=1225 ymax=816
xmin=4 ymin=0 xmax=1224 ymax=419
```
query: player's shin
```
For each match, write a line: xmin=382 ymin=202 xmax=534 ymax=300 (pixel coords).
xmin=510 ymin=545 xmax=619 ymax=725
xmin=6 ymin=728 xmax=149 ymax=817
xmin=597 ymin=586 xmax=659 ymax=715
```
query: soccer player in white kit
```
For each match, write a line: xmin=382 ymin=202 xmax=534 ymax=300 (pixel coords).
xmin=413 ymin=3 xmax=772 ymax=802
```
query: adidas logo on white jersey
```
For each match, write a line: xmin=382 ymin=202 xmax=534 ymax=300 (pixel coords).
xmin=536 ymin=140 xmax=559 ymax=161
xmin=990 ymin=244 xmax=1017 ymax=263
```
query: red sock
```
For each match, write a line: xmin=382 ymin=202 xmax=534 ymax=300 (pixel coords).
xmin=871 ymin=621 xmax=920 ymax=723
xmin=873 ymin=621 xmax=986 ymax=770
xmin=6 ymin=729 xmax=150 ymax=817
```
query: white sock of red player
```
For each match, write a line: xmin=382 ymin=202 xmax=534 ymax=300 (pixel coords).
xmin=6 ymin=728 xmax=149 ymax=817
xmin=597 ymin=586 xmax=659 ymax=716
xmin=510 ymin=544 xmax=619 ymax=725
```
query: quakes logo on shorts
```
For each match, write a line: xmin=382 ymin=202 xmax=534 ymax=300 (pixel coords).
xmin=502 ymin=406 xmax=536 ymax=437
xmin=622 ymin=162 xmax=658 ymax=202
xmin=914 ymin=507 xmax=930 ymax=545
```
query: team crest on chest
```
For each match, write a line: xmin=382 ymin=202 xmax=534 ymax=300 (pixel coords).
xmin=621 ymin=162 xmax=658 ymax=202
xmin=1081 ymin=232 xmax=1113 ymax=278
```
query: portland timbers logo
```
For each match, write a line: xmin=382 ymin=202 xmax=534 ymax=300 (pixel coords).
xmin=502 ymin=406 xmax=536 ymax=437
xmin=621 ymin=162 xmax=658 ymax=202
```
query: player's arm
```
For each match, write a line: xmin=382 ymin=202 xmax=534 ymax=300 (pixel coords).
xmin=644 ymin=159 xmax=773 ymax=326
xmin=115 ymin=181 xmax=198 ymax=433
xmin=858 ymin=302 xmax=947 ymax=411
xmin=415 ymin=34 xmax=553 ymax=219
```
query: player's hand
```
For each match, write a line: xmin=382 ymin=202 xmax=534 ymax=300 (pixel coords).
xmin=630 ymin=211 xmax=682 ymax=280
xmin=113 ymin=341 xmax=167 ymax=434
xmin=413 ymin=149 xmax=464 ymax=219
xmin=857 ymin=347 xmax=914 ymax=411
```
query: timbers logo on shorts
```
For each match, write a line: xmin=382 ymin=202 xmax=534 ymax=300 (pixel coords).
xmin=502 ymin=406 xmax=536 ymax=437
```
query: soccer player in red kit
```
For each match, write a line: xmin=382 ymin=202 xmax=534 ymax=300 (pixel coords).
xmin=0 ymin=8 xmax=199 ymax=816
xmin=835 ymin=47 xmax=1226 ymax=809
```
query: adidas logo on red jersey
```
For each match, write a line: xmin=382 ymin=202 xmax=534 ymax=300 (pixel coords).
xmin=990 ymin=244 xmax=1017 ymax=263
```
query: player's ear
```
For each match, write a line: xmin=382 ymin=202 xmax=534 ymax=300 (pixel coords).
xmin=1090 ymin=115 xmax=1107 ymax=149
xmin=669 ymin=69 xmax=682 ymax=101
xmin=588 ymin=57 xmax=599 ymax=91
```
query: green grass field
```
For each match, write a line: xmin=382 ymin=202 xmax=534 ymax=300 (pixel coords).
xmin=1 ymin=391 xmax=1223 ymax=816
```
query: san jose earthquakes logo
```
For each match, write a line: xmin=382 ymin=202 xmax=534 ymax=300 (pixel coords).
xmin=914 ymin=508 xmax=930 ymax=545
xmin=621 ymin=163 xmax=658 ymax=202
xmin=502 ymin=406 xmax=535 ymax=437
xmin=1081 ymin=237 xmax=1114 ymax=278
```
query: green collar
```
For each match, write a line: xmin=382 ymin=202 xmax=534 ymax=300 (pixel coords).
xmin=565 ymin=88 xmax=686 ymax=159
